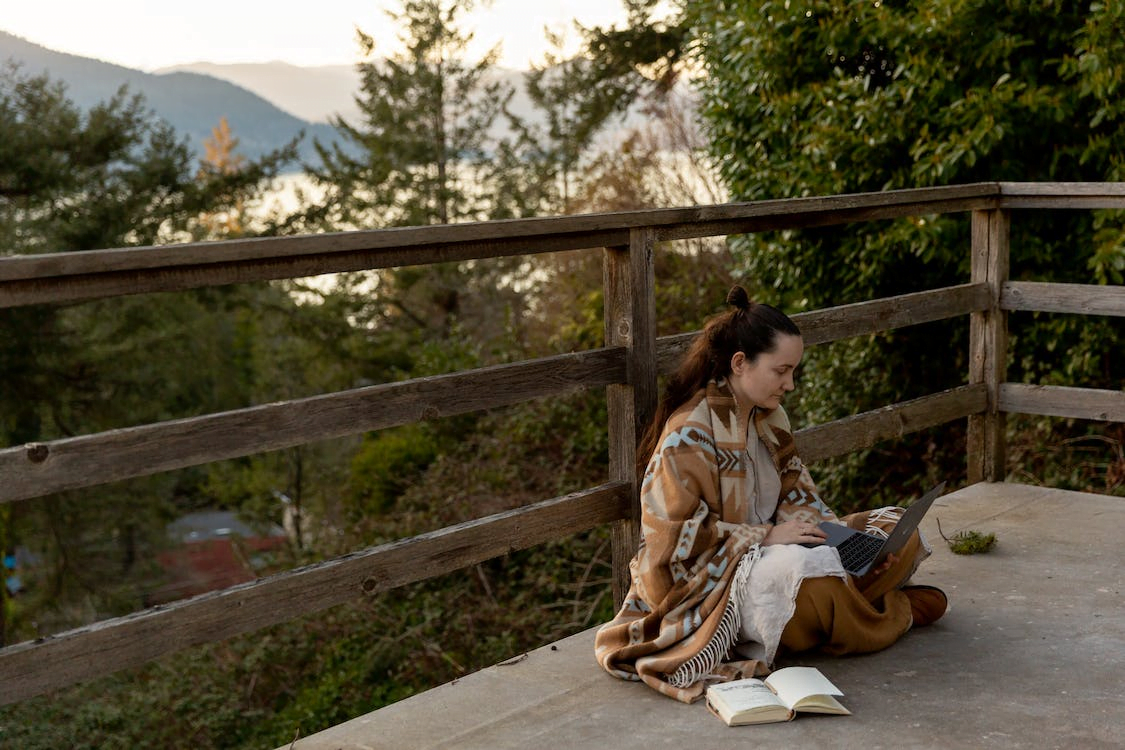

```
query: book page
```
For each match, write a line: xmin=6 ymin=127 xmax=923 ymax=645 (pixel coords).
xmin=764 ymin=667 xmax=843 ymax=709
xmin=707 ymin=679 xmax=791 ymax=725
xmin=708 ymin=678 xmax=786 ymax=711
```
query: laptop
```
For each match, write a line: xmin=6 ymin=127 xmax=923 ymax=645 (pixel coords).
xmin=808 ymin=481 xmax=946 ymax=576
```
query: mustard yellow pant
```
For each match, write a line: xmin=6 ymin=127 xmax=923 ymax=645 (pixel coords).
xmin=779 ymin=509 xmax=922 ymax=656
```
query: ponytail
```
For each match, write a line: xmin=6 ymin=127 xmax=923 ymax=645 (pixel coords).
xmin=635 ymin=285 xmax=800 ymax=477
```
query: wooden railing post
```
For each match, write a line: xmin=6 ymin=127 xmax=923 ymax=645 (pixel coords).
xmin=603 ymin=228 xmax=657 ymax=607
xmin=968 ymin=209 xmax=1010 ymax=482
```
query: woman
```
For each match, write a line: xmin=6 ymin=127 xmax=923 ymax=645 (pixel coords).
xmin=594 ymin=286 xmax=947 ymax=703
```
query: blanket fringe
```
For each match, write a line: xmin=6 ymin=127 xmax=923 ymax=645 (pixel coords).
xmin=864 ymin=506 xmax=904 ymax=538
xmin=867 ymin=505 xmax=931 ymax=579
xmin=667 ymin=546 xmax=760 ymax=689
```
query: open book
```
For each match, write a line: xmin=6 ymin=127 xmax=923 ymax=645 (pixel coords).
xmin=705 ymin=666 xmax=850 ymax=726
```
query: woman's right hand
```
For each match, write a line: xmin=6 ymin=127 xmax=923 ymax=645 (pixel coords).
xmin=762 ymin=519 xmax=829 ymax=546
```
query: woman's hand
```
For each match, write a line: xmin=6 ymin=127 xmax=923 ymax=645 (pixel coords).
xmin=870 ymin=553 xmax=898 ymax=576
xmin=762 ymin=519 xmax=829 ymax=546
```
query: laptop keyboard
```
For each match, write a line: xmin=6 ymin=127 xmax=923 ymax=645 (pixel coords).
xmin=836 ymin=532 xmax=885 ymax=571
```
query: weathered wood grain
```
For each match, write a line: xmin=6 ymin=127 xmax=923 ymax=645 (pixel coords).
xmin=604 ymin=229 xmax=657 ymax=606
xmin=999 ymin=383 xmax=1125 ymax=422
xmin=6 ymin=183 xmax=1125 ymax=310
xmin=1 ymin=184 xmax=1004 ymax=308
xmin=795 ymin=385 xmax=989 ymax=464
xmin=967 ymin=209 xmax=1010 ymax=483
xmin=998 ymin=182 xmax=1125 ymax=197
xmin=655 ymin=195 xmax=1000 ymax=243
xmin=996 ymin=181 xmax=1125 ymax=209
xmin=1002 ymin=281 xmax=1125 ymax=316
xmin=795 ymin=283 xmax=990 ymax=346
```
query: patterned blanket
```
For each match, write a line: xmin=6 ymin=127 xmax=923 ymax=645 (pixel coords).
xmin=594 ymin=378 xmax=839 ymax=702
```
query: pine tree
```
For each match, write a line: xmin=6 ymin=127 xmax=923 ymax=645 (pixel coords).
xmin=293 ymin=0 xmax=525 ymax=351
xmin=302 ymin=0 xmax=512 ymax=230
xmin=512 ymin=29 xmax=619 ymax=214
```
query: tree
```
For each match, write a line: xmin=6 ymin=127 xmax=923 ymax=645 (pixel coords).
xmin=681 ymin=0 xmax=1125 ymax=500
xmin=490 ymin=0 xmax=694 ymax=218
xmin=0 ymin=64 xmax=301 ymax=643
xmin=573 ymin=0 xmax=691 ymax=117
xmin=197 ymin=116 xmax=251 ymax=237
xmin=503 ymin=26 xmax=658 ymax=215
xmin=288 ymin=0 xmax=529 ymax=369
xmin=300 ymin=0 xmax=511 ymax=231
xmin=0 ymin=65 xmax=295 ymax=255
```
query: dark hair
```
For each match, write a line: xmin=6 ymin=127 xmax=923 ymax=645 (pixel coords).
xmin=636 ymin=285 xmax=801 ymax=474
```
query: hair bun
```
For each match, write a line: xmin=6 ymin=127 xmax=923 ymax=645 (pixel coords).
xmin=726 ymin=285 xmax=752 ymax=311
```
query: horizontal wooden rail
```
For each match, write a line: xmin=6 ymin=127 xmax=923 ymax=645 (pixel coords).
xmin=0 ymin=184 xmax=1006 ymax=308
xmin=995 ymin=181 xmax=1125 ymax=209
xmin=0 ymin=481 xmax=633 ymax=706
xmin=0 ymin=348 xmax=626 ymax=504
xmin=0 ymin=231 xmax=625 ymax=309
xmin=657 ymin=195 xmax=998 ymax=243
xmin=656 ymin=284 xmax=989 ymax=374
xmin=795 ymin=385 xmax=989 ymax=464
xmin=4 ymin=183 xmax=1124 ymax=309
xmin=796 ymin=283 xmax=989 ymax=347
xmin=1001 ymin=281 xmax=1125 ymax=316
xmin=999 ymin=383 xmax=1125 ymax=422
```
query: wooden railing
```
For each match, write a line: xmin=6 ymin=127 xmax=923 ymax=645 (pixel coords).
xmin=2 ymin=182 xmax=1124 ymax=705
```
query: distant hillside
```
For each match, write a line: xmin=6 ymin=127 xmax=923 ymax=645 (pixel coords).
xmin=159 ymin=60 xmax=541 ymax=137
xmin=161 ymin=59 xmax=655 ymax=151
xmin=0 ymin=30 xmax=340 ymax=167
xmin=155 ymin=61 xmax=364 ymax=124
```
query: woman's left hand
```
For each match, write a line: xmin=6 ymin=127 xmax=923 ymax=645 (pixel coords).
xmin=763 ymin=519 xmax=829 ymax=546
xmin=871 ymin=553 xmax=899 ymax=576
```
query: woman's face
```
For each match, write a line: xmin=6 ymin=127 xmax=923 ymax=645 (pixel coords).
xmin=728 ymin=333 xmax=804 ymax=411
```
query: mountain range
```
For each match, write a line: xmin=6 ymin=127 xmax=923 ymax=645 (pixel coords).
xmin=0 ymin=31 xmax=552 ymax=169
xmin=155 ymin=60 xmax=539 ymax=144
xmin=0 ymin=29 xmax=347 ymax=166
xmin=154 ymin=60 xmax=366 ymax=125
xmin=1 ymin=30 xmax=650 ymax=173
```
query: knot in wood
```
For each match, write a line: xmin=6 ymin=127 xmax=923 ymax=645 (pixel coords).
xmin=361 ymin=576 xmax=379 ymax=594
xmin=420 ymin=405 xmax=440 ymax=421
xmin=26 ymin=443 xmax=49 ymax=463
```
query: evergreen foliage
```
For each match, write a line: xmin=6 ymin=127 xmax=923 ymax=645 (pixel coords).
xmin=288 ymin=1 xmax=540 ymax=375
xmin=574 ymin=0 xmax=691 ymax=112
xmin=298 ymin=0 xmax=512 ymax=230
xmin=682 ymin=0 xmax=1125 ymax=503
xmin=0 ymin=62 xmax=300 ymax=646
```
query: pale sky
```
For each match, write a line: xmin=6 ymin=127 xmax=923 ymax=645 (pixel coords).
xmin=2 ymin=0 xmax=639 ymax=71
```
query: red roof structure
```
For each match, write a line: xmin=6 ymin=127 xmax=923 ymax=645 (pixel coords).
xmin=148 ymin=513 xmax=287 ymax=605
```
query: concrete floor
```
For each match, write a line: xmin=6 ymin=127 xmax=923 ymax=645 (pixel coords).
xmin=284 ymin=482 xmax=1125 ymax=750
